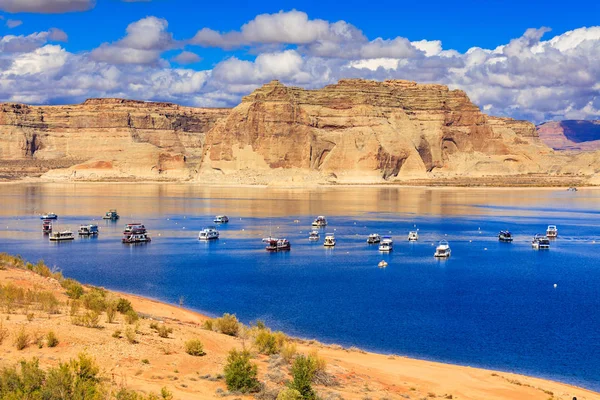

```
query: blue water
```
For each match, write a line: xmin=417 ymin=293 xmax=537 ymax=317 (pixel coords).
xmin=1 ymin=184 xmax=599 ymax=391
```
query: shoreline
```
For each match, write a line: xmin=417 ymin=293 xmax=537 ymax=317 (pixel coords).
xmin=109 ymin=287 xmax=600 ymax=395
xmin=0 ymin=265 xmax=598 ymax=399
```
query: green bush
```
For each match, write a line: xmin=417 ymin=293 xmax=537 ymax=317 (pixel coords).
xmin=62 ymin=279 xmax=84 ymax=300
xmin=184 ymin=339 xmax=205 ymax=356
xmin=106 ymin=301 xmax=118 ymax=323
xmin=281 ymin=342 xmax=297 ymax=363
xmin=223 ymin=348 xmax=260 ymax=393
xmin=202 ymin=319 xmax=214 ymax=331
xmin=116 ymin=298 xmax=134 ymax=314
xmin=214 ymin=313 xmax=240 ymax=336
xmin=125 ymin=310 xmax=139 ymax=324
xmin=14 ymin=327 xmax=29 ymax=350
xmin=81 ymin=290 xmax=107 ymax=314
xmin=46 ymin=331 xmax=59 ymax=348
xmin=277 ymin=388 xmax=303 ymax=400
xmin=255 ymin=329 xmax=286 ymax=355
xmin=125 ymin=327 xmax=137 ymax=344
xmin=289 ymin=355 xmax=318 ymax=399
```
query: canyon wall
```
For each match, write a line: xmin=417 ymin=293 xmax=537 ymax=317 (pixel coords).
xmin=0 ymin=79 xmax=598 ymax=185
xmin=537 ymin=120 xmax=600 ymax=151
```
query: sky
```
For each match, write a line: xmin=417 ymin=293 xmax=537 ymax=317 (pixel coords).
xmin=0 ymin=0 xmax=598 ymax=123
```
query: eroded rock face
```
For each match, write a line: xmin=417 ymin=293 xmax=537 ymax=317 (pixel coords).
xmin=0 ymin=99 xmax=229 ymax=180
xmin=201 ymin=79 xmax=550 ymax=182
xmin=537 ymin=120 xmax=600 ymax=151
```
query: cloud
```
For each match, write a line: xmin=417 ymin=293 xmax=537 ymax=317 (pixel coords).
xmin=0 ymin=29 xmax=68 ymax=53
xmin=172 ymin=51 xmax=201 ymax=64
xmin=1 ymin=13 xmax=599 ymax=123
xmin=6 ymin=19 xmax=22 ymax=28
xmin=0 ymin=0 xmax=95 ymax=13
xmin=90 ymin=16 xmax=175 ymax=65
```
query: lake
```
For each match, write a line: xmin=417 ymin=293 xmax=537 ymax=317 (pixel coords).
xmin=1 ymin=183 xmax=599 ymax=391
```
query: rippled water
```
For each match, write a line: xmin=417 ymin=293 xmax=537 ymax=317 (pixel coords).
xmin=1 ymin=183 xmax=599 ymax=390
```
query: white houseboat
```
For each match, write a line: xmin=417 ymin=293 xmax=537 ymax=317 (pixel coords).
xmin=199 ymin=227 xmax=219 ymax=240
xmin=434 ymin=240 xmax=451 ymax=258
xmin=546 ymin=225 xmax=558 ymax=238
xmin=312 ymin=216 xmax=327 ymax=228
xmin=49 ymin=230 xmax=74 ymax=241
xmin=323 ymin=234 xmax=336 ymax=247
xmin=78 ymin=224 xmax=99 ymax=236
xmin=379 ymin=237 xmax=393 ymax=252
xmin=408 ymin=231 xmax=419 ymax=241
xmin=367 ymin=233 xmax=381 ymax=244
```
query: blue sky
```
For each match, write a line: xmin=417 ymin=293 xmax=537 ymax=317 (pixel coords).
xmin=0 ymin=0 xmax=598 ymax=122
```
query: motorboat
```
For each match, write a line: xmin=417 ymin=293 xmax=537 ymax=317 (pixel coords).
xmin=408 ymin=231 xmax=419 ymax=241
xmin=378 ymin=260 xmax=388 ymax=268
xmin=379 ymin=237 xmax=393 ymax=252
xmin=532 ymin=234 xmax=550 ymax=250
xmin=498 ymin=230 xmax=513 ymax=242
xmin=78 ymin=224 xmax=99 ymax=236
xmin=309 ymin=231 xmax=320 ymax=241
xmin=123 ymin=223 xmax=146 ymax=235
xmin=40 ymin=213 xmax=58 ymax=220
xmin=198 ymin=226 xmax=219 ymax=240
xmin=567 ymin=187 xmax=578 ymax=192
xmin=367 ymin=233 xmax=381 ymax=244
xmin=102 ymin=209 xmax=120 ymax=220
xmin=434 ymin=240 xmax=451 ymax=258
xmin=49 ymin=230 xmax=74 ymax=241
xmin=277 ymin=238 xmax=291 ymax=251
xmin=122 ymin=233 xmax=151 ymax=244
xmin=214 ymin=215 xmax=229 ymax=223
xmin=265 ymin=238 xmax=278 ymax=252
xmin=42 ymin=219 xmax=52 ymax=234
xmin=546 ymin=225 xmax=558 ymax=238
xmin=312 ymin=216 xmax=327 ymax=228
xmin=323 ymin=234 xmax=336 ymax=247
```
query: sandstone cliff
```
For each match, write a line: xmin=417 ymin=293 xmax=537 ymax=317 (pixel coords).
xmin=0 ymin=99 xmax=228 ymax=180
xmin=0 ymin=80 xmax=598 ymax=185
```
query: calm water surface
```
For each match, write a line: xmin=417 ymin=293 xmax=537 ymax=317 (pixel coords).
xmin=1 ymin=183 xmax=599 ymax=390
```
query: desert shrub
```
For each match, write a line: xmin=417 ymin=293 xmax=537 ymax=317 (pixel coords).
xmin=106 ymin=301 xmax=118 ymax=323
xmin=14 ymin=327 xmax=29 ymax=350
xmin=277 ymin=388 xmax=303 ymax=400
xmin=26 ymin=312 xmax=34 ymax=322
xmin=202 ymin=319 xmax=214 ymax=331
xmin=125 ymin=310 xmax=139 ymax=324
xmin=0 ymin=322 xmax=7 ymax=345
xmin=46 ymin=331 xmax=59 ymax=348
xmin=184 ymin=339 xmax=205 ymax=356
xmin=253 ymin=320 xmax=267 ymax=330
xmin=33 ymin=260 xmax=53 ymax=278
xmin=36 ymin=291 xmax=60 ymax=314
xmin=223 ymin=348 xmax=260 ymax=393
xmin=81 ymin=290 xmax=107 ymax=314
xmin=289 ymin=355 xmax=317 ymax=400
xmin=62 ymin=279 xmax=84 ymax=300
xmin=116 ymin=298 xmax=134 ymax=314
xmin=70 ymin=299 xmax=81 ymax=316
xmin=214 ymin=313 xmax=240 ymax=336
xmin=125 ymin=327 xmax=137 ymax=344
xmin=157 ymin=325 xmax=172 ymax=338
xmin=112 ymin=329 xmax=122 ymax=339
xmin=281 ymin=342 xmax=297 ymax=363
xmin=71 ymin=311 xmax=101 ymax=328
xmin=255 ymin=330 xmax=287 ymax=355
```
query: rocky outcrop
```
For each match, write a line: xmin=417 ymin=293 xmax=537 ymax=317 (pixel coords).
xmin=537 ymin=120 xmax=600 ymax=151
xmin=201 ymin=79 xmax=556 ymax=183
xmin=1 ymin=80 xmax=599 ymax=185
xmin=0 ymin=99 xmax=229 ymax=180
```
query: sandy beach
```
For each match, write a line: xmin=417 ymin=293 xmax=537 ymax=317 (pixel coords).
xmin=0 ymin=265 xmax=598 ymax=400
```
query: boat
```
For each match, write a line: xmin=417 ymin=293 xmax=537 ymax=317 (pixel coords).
xmin=42 ymin=219 xmax=52 ymax=234
xmin=546 ymin=225 xmax=558 ymax=238
xmin=277 ymin=238 xmax=291 ymax=251
xmin=567 ymin=187 xmax=578 ymax=192
xmin=122 ymin=233 xmax=151 ymax=244
xmin=49 ymin=230 xmax=74 ymax=241
xmin=378 ymin=260 xmax=388 ymax=268
xmin=123 ymin=223 xmax=146 ymax=235
xmin=498 ymin=230 xmax=513 ymax=242
xmin=379 ymin=237 xmax=393 ymax=252
xmin=198 ymin=226 xmax=219 ymax=241
xmin=78 ymin=224 xmax=99 ymax=236
xmin=367 ymin=233 xmax=381 ymax=244
xmin=309 ymin=230 xmax=320 ymax=241
xmin=265 ymin=238 xmax=278 ymax=252
xmin=311 ymin=216 xmax=327 ymax=228
xmin=102 ymin=209 xmax=120 ymax=220
xmin=532 ymin=234 xmax=550 ymax=249
xmin=214 ymin=215 xmax=229 ymax=223
xmin=408 ymin=231 xmax=419 ymax=241
xmin=323 ymin=234 xmax=336 ymax=247
xmin=40 ymin=213 xmax=58 ymax=220
xmin=434 ymin=240 xmax=451 ymax=258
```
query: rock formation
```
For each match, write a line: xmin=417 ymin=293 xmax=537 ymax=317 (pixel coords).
xmin=537 ymin=120 xmax=600 ymax=151
xmin=0 ymin=79 xmax=598 ymax=185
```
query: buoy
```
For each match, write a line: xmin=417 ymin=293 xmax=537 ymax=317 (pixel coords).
xmin=484 ymin=248 xmax=487 ymax=251
xmin=554 ymin=284 xmax=557 ymax=288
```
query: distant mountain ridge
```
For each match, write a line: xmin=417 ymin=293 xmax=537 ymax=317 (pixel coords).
xmin=537 ymin=120 xmax=600 ymax=151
